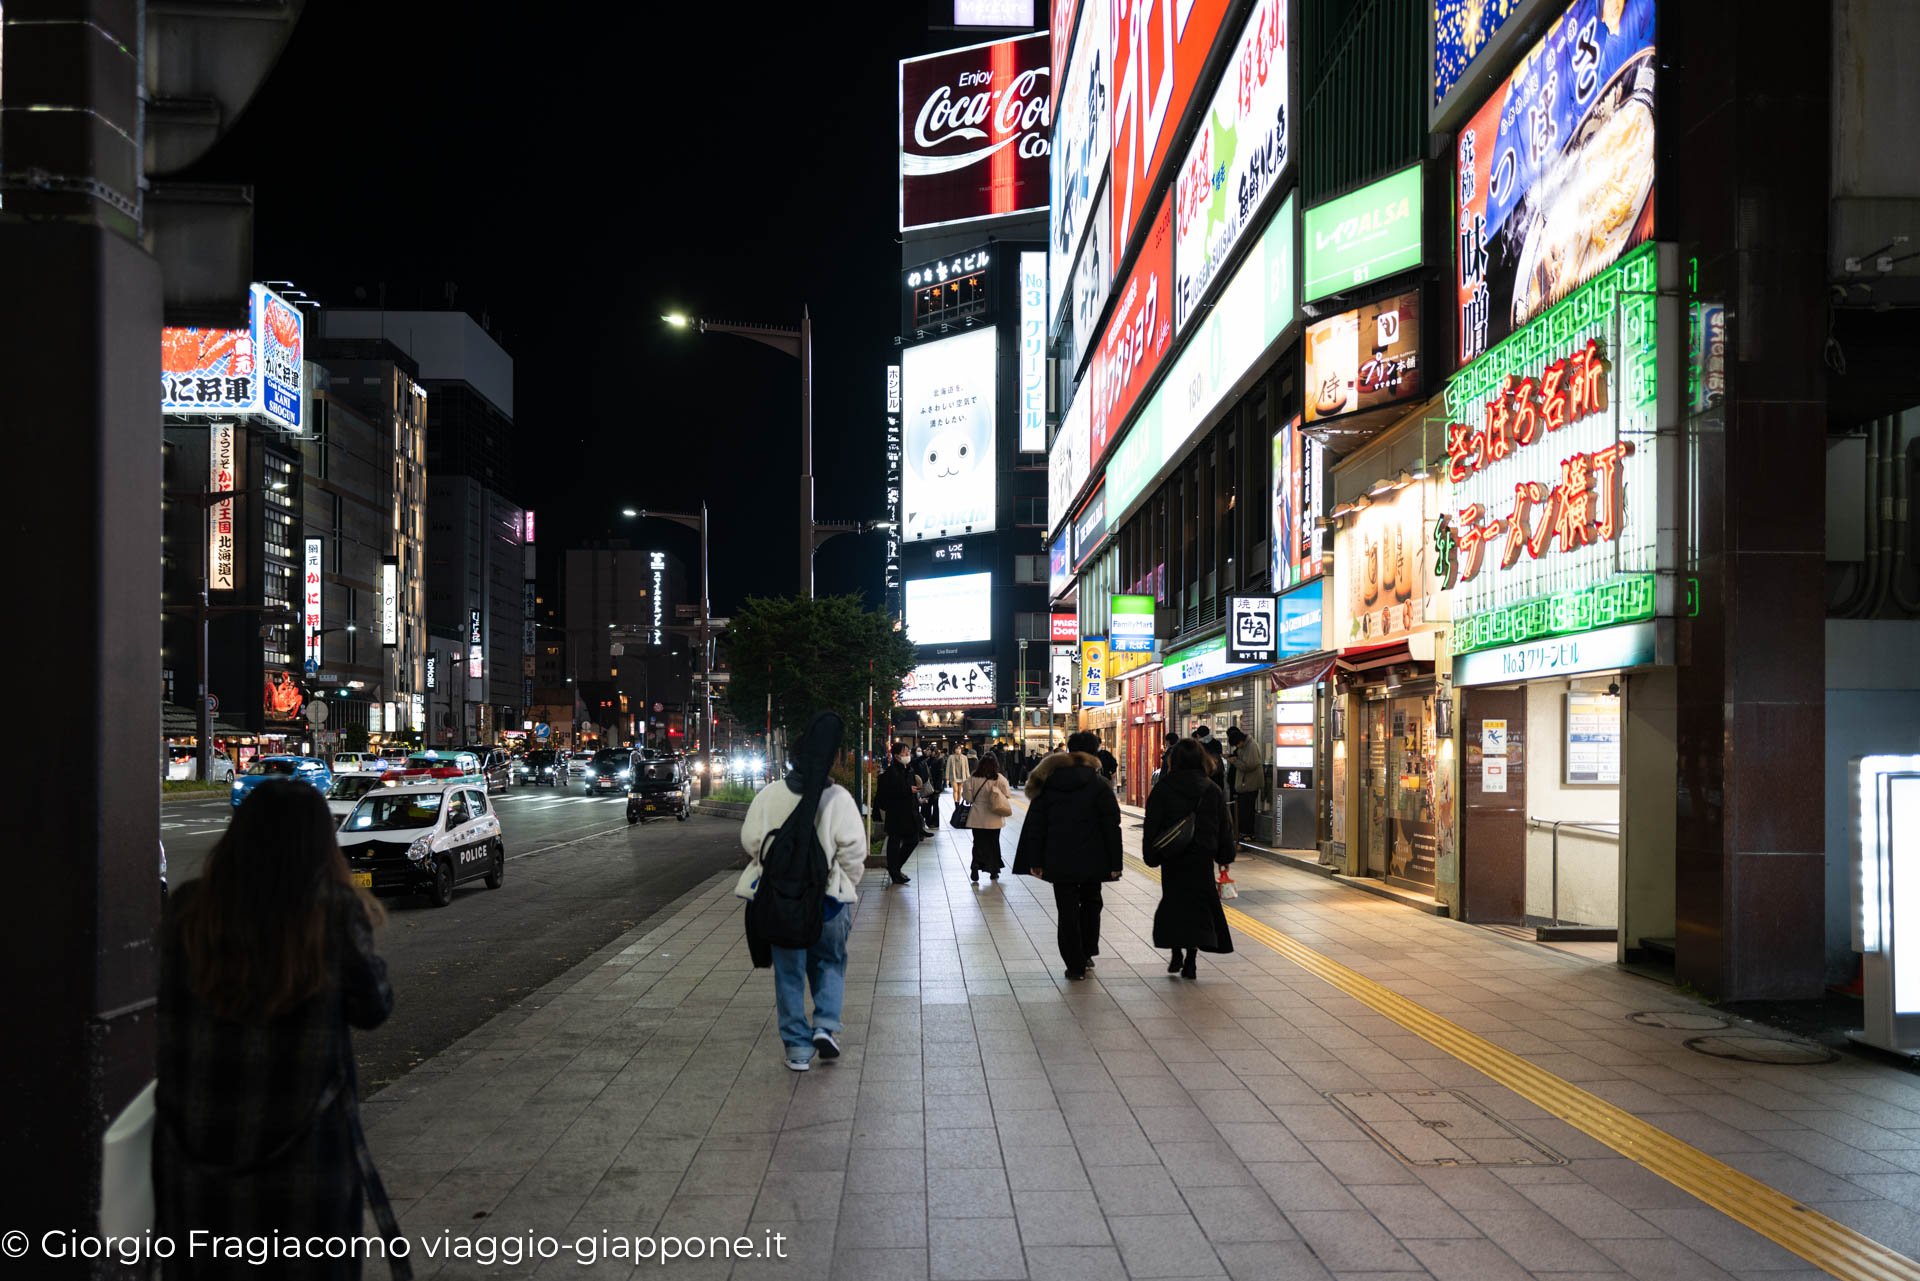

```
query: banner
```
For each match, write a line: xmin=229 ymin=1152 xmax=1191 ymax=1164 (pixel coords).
xmin=1303 ymin=290 xmax=1421 ymax=423
xmin=304 ymin=538 xmax=323 ymax=670
xmin=1271 ymin=415 xmax=1323 ymax=589
xmin=1173 ymin=0 xmax=1290 ymax=331
xmin=208 ymin=423 xmax=236 ymax=592
xmin=902 ymin=329 xmax=998 ymax=540
xmin=1050 ymin=1 xmax=1111 ymax=316
xmin=1226 ymin=595 xmax=1279 ymax=665
xmin=1089 ymin=196 xmax=1173 ymax=465
xmin=1302 ymin=165 xmax=1422 ymax=303
xmin=1050 ymin=647 xmax=1075 ymax=713
xmin=900 ymin=661 xmax=997 ymax=707
xmin=1110 ymin=0 xmax=1234 ymax=264
xmin=1109 ymin=594 xmax=1155 ymax=652
xmin=1081 ymin=638 xmax=1109 ymax=706
xmin=1455 ymin=0 xmax=1655 ymax=362
xmin=900 ymin=33 xmax=1052 ymax=232
xmin=1019 ymin=252 xmax=1048 ymax=452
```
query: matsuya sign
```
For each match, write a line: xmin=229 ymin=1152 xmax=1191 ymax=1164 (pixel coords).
xmin=1441 ymin=244 xmax=1662 ymax=654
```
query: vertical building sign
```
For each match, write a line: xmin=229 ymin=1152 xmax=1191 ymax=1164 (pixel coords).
xmin=303 ymin=537 xmax=323 ymax=669
xmin=468 ymin=607 xmax=484 ymax=679
xmin=1050 ymin=646 xmax=1074 ymax=713
xmin=381 ymin=559 xmax=399 ymax=647
xmin=208 ymin=423 xmax=236 ymax=591
xmin=1081 ymin=638 xmax=1109 ymax=707
xmin=886 ymin=365 xmax=903 ymax=618
xmin=650 ymin=551 xmax=666 ymax=646
xmin=1019 ymin=252 xmax=1048 ymax=452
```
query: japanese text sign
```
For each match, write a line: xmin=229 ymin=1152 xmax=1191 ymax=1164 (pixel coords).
xmin=1110 ymin=0 xmax=1233 ymax=269
xmin=1090 ymin=195 xmax=1173 ymax=464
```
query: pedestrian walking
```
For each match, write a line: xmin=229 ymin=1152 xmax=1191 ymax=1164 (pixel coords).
xmin=961 ymin=752 xmax=1013 ymax=883
xmin=1143 ymin=738 xmax=1236 ymax=980
xmin=738 ymin=712 xmax=869 ymax=1070
xmin=946 ymin=740 xmax=973 ymax=804
xmin=916 ymin=745 xmax=941 ymax=831
xmin=156 ymin=779 xmax=405 ymax=1281
xmin=874 ymin=741 xmax=922 ymax=885
xmin=1013 ymin=730 xmax=1123 ymax=980
xmin=1226 ymin=725 xmax=1265 ymax=843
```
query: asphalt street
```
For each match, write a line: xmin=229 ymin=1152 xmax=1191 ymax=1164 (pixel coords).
xmin=160 ymin=785 xmax=750 ymax=1092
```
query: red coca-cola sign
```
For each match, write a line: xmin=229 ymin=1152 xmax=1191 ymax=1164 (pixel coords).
xmin=900 ymin=33 xmax=1052 ymax=232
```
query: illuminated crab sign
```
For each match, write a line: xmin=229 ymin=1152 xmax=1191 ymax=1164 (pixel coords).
xmin=1440 ymin=244 xmax=1662 ymax=652
xmin=161 ymin=283 xmax=305 ymax=431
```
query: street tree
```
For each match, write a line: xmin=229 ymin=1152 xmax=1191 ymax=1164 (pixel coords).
xmin=724 ymin=594 xmax=915 ymax=762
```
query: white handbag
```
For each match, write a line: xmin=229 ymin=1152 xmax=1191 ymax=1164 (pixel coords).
xmin=100 ymin=1079 xmax=157 ymax=1235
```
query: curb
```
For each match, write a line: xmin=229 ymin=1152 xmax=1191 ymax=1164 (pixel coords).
xmin=694 ymin=800 xmax=750 ymax=821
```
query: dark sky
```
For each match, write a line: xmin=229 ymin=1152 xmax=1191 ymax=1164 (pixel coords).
xmin=183 ymin=3 xmax=951 ymax=615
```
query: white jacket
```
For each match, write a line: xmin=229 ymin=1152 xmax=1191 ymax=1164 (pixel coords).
xmin=735 ymin=779 xmax=867 ymax=905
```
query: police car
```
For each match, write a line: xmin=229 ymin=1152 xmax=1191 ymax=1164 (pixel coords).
xmin=337 ymin=772 xmax=504 ymax=907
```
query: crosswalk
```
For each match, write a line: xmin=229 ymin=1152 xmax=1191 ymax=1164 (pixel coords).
xmin=496 ymin=793 xmax=628 ymax=807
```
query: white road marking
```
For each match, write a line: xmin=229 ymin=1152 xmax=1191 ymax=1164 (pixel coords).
xmin=506 ymin=822 xmax=635 ymax=861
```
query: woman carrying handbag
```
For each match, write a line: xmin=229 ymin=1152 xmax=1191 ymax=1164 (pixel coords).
xmin=961 ymin=752 xmax=1014 ymax=883
xmin=1142 ymin=738 xmax=1236 ymax=979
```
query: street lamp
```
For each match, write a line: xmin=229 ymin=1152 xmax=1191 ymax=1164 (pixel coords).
xmin=660 ymin=309 xmax=819 ymax=596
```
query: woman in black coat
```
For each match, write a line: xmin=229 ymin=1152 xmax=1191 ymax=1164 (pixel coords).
xmin=156 ymin=779 xmax=399 ymax=1279
xmin=874 ymin=742 xmax=922 ymax=884
xmin=1142 ymin=738 xmax=1236 ymax=979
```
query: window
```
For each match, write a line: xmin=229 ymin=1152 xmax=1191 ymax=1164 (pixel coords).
xmin=469 ymin=791 xmax=489 ymax=816
xmin=1013 ymin=612 xmax=1052 ymax=641
xmin=446 ymin=793 xmax=470 ymax=826
xmin=1014 ymin=554 xmax=1045 ymax=585
xmin=1015 ymin=496 xmax=1046 ymax=527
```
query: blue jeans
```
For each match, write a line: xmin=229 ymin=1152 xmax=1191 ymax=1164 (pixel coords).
xmin=771 ymin=904 xmax=852 ymax=1060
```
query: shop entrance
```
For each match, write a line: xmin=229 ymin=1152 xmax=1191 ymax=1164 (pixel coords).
xmin=1461 ymin=679 xmax=1622 ymax=937
xmin=1356 ymin=684 xmax=1439 ymax=890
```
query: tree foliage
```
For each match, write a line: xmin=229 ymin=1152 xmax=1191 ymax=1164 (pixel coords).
xmin=723 ymin=594 xmax=916 ymax=755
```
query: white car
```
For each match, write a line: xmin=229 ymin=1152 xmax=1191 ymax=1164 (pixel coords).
xmin=337 ymin=781 xmax=505 ymax=907
xmin=167 ymin=746 xmax=235 ymax=783
xmin=330 ymin=752 xmax=391 ymax=774
xmin=324 ymin=770 xmax=390 ymax=824
xmin=566 ymin=752 xmax=591 ymax=778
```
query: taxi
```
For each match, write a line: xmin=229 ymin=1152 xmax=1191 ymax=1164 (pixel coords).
xmin=325 ymin=770 xmax=389 ymax=824
xmin=627 ymin=752 xmax=692 ymax=824
xmin=393 ymin=751 xmax=485 ymax=790
xmin=337 ymin=773 xmax=505 ymax=907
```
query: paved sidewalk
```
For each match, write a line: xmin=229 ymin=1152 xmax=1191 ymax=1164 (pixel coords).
xmin=363 ymin=796 xmax=1920 ymax=1281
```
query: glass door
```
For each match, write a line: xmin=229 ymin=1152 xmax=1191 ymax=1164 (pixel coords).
xmin=1364 ymin=698 xmax=1389 ymax=877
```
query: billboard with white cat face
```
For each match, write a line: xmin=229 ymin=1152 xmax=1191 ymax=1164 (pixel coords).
xmin=902 ymin=328 xmax=998 ymax=541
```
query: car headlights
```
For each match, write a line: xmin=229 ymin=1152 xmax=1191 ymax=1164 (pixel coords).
xmin=585 ymin=767 xmax=596 ymax=777
xmin=618 ymin=769 xmax=631 ymax=779
xmin=405 ymin=835 xmax=434 ymax=863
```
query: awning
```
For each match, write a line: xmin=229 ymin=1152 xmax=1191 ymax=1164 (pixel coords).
xmin=1267 ymin=652 xmax=1336 ymax=691
xmin=1337 ymin=640 xmax=1414 ymax=673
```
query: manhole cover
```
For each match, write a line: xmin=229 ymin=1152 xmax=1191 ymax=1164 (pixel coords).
xmin=1324 ymin=1089 xmax=1568 ymax=1167
xmin=1629 ymin=1010 xmax=1729 ymax=1031
xmin=1683 ymin=1035 xmax=1835 ymax=1065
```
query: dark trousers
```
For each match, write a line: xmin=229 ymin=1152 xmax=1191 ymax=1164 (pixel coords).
xmin=1235 ymin=790 xmax=1256 ymax=843
xmin=885 ymin=830 xmax=916 ymax=878
xmin=919 ymin=790 xmax=938 ymax=828
xmin=1051 ymin=878 xmax=1105 ymax=970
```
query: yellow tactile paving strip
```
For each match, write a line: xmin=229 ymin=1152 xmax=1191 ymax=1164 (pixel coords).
xmin=1122 ymin=853 xmax=1920 ymax=1281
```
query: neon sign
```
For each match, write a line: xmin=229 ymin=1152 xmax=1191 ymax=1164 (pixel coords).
xmin=1446 ymin=337 xmax=1611 ymax=482
xmin=1450 ymin=442 xmax=1635 ymax=581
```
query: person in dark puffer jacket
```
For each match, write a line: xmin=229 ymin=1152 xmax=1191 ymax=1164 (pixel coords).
xmin=1143 ymin=738 xmax=1236 ymax=980
xmin=1013 ymin=730 xmax=1123 ymax=980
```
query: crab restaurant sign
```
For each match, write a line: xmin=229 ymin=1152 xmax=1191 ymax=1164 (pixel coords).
xmin=899 ymin=33 xmax=1051 ymax=232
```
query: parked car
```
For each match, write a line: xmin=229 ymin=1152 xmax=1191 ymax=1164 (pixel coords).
xmin=325 ymin=770 xmax=390 ymax=824
xmin=524 ymin=749 xmax=563 ymax=786
xmin=337 ymin=780 xmax=504 ymax=907
xmin=585 ymin=748 xmax=632 ymax=794
xmin=167 ymin=746 xmax=235 ymax=783
xmin=230 ymin=756 xmax=332 ymax=807
xmin=627 ymin=753 xmax=692 ymax=823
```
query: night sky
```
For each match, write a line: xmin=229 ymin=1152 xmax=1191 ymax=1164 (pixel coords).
xmin=181 ymin=4 xmax=943 ymax=615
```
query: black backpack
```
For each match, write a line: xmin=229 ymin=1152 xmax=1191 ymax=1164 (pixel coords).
xmin=746 ymin=789 xmax=829 ymax=950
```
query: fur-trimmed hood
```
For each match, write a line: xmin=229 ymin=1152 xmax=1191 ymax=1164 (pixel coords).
xmin=1024 ymin=750 xmax=1105 ymax=801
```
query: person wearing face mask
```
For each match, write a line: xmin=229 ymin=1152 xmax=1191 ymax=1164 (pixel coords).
xmin=873 ymin=740 xmax=922 ymax=885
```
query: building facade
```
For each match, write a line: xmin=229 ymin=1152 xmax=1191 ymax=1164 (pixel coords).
xmin=563 ymin=543 xmax=694 ymax=749
xmin=1040 ymin=0 xmax=1916 ymax=1002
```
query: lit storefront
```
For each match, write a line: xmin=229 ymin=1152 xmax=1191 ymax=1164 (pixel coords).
xmin=1443 ymin=242 xmax=1679 ymax=945
xmin=1327 ymin=422 xmax=1450 ymax=896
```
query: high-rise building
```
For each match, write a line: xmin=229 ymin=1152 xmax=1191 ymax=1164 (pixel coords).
xmin=563 ymin=542 xmax=693 ymax=749
xmin=317 ymin=310 xmax=527 ymax=742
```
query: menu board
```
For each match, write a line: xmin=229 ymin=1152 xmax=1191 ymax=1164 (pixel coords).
xmin=1564 ymin=691 xmax=1621 ymax=784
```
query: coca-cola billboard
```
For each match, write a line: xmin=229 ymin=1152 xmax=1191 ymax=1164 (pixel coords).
xmin=900 ymin=33 xmax=1052 ymax=232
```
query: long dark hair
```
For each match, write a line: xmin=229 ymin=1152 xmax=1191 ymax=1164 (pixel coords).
xmin=174 ymin=778 xmax=382 ymax=1022
xmin=975 ymin=752 xmax=1000 ymax=781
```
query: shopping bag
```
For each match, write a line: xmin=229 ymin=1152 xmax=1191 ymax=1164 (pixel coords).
xmin=100 ymin=1079 xmax=157 ymax=1235
xmin=1216 ymin=864 xmax=1239 ymax=901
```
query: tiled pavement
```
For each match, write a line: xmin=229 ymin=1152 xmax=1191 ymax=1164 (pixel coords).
xmin=362 ymin=797 xmax=1920 ymax=1280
